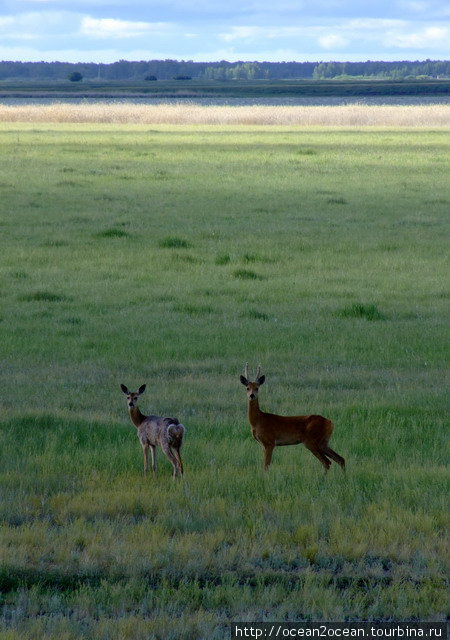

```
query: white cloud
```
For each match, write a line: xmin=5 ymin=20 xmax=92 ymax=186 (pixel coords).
xmin=345 ymin=18 xmax=406 ymax=29
xmin=216 ymin=17 xmax=450 ymax=56
xmin=218 ymin=19 xmax=409 ymax=45
xmin=318 ymin=33 xmax=349 ymax=49
xmin=398 ymin=1 xmax=450 ymax=17
xmin=0 ymin=16 xmax=15 ymax=28
xmin=0 ymin=44 xmax=175 ymax=63
xmin=0 ymin=12 xmax=65 ymax=40
xmin=188 ymin=46 xmax=312 ymax=63
xmin=384 ymin=25 xmax=449 ymax=48
xmin=220 ymin=26 xmax=261 ymax=42
xmin=399 ymin=1 xmax=429 ymax=10
xmin=219 ymin=25 xmax=327 ymax=42
xmin=80 ymin=16 xmax=171 ymax=39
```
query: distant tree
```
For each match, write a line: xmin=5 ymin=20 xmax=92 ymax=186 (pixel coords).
xmin=173 ymin=75 xmax=192 ymax=80
xmin=145 ymin=75 xmax=157 ymax=81
xmin=68 ymin=71 xmax=83 ymax=82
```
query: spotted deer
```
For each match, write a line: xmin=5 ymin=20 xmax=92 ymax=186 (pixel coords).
xmin=240 ymin=364 xmax=345 ymax=472
xmin=120 ymin=384 xmax=185 ymax=478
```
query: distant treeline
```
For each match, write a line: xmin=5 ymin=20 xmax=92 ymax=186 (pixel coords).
xmin=0 ymin=59 xmax=449 ymax=81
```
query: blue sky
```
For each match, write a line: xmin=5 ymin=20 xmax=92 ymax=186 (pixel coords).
xmin=0 ymin=0 xmax=449 ymax=63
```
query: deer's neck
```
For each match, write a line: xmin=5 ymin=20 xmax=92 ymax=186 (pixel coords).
xmin=129 ymin=407 xmax=146 ymax=428
xmin=248 ymin=398 xmax=263 ymax=427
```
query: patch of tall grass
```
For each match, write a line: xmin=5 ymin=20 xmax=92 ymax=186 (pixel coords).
xmin=0 ymin=102 xmax=449 ymax=126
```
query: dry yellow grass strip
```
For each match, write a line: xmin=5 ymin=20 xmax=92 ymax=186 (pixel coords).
xmin=1 ymin=102 xmax=449 ymax=126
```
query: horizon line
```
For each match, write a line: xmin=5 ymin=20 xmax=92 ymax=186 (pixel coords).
xmin=2 ymin=58 xmax=449 ymax=65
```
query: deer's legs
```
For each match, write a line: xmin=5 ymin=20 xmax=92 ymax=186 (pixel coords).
xmin=263 ymin=444 xmax=275 ymax=470
xmin=161 ymin=442 xmax=182 ymax=478
xmin=321 ymin=445 xmax=345 ymax=470
xmin=304 ymin=442 xmax=331 ymax=472
xmin=142 ymin=443 xmax=149 ymax=474
xmin=150 ymin=445 xmax=157 ymax=473
xmin=172 ymin=447 xmax=184 ymax=475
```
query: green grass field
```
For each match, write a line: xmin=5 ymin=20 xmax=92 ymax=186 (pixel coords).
xmin=0 ymin=122 xmax=448 ymax=639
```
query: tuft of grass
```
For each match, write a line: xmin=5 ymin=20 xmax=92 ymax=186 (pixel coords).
xmin=61 ymin=317 xmax=82 ymax=325
xmin=338 ymin=303 xmax=386 ymax=321
xmin=232 ymin=269 xmax=264 ymax=280
xmin=159 ymin=236 xmax=191 ymax=249
xmin=19 ymin=291 xmax=71 ymax=303
xmin=243 ymin=309 xmax=270 ymax=321
xmin=41 ymin=240 xmax=69 ymax=247
xmin=242 ymin=253 xmax=272 ymax=264
xmin=173 ymin=303 xmax=214 ymax=316
xmin=327 ymin=197 xmax=348 ymax=205
xmin=96 ymin=228 xmax=130 ymax=238
xmin=172 ymin=254 xmax=202 ymax=264
xmin=55 ymin=180 xmax=84 ymax=187
xmin=215 ymin=254 xmax=231 ymax=265
xmin=153 ymin=169 xmax=170 ymax=180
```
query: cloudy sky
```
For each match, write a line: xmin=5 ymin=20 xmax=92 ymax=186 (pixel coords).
xmin=0 ymin=0 xmax=449 ymax=63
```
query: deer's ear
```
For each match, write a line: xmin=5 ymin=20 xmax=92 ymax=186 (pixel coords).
xmin=120 ymin=384 xmax=129 ymax=394
xmin=240 ymin=375 xmax=248 ymax=386
xmin=138 ymin=384 xmax=146 ymax=394
xmin=257 ymin=375 xmax=265 ymax=386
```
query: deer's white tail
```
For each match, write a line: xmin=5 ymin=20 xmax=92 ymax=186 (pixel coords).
xmin=167 ymin=422 xmax=185 ymax=436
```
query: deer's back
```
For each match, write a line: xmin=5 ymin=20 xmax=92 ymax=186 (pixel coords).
xmin=257 ymin=412 xmax=333 ymax=445
xmin=139 ymin=415 xmax=184 ymax=448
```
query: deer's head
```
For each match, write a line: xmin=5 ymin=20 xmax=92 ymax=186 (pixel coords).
xmin=240 ymin=363 xmax=265 ymax=400
xmin=120 ymin=383 xmax=146 ymax=409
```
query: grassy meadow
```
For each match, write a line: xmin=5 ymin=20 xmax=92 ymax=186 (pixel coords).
xmin=0 ymin=115 xmax=449 ymax=638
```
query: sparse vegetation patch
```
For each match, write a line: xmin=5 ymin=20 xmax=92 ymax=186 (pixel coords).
xmin=232 ymin=268 xmax=264 ymax=280
xmin=327 ymin=197 xmax=348 ymax=205
xmin=96 ymin=228 xmax=131 ymax=238
xmin=20 ymin=291 xmax=71 ymax=303
xmin=243 ymin=253 xmax=273 ymax=264
xmin=243 ymin=309 xmax=270 ymax=320
xmin=215 ymin=253 xmax=231 ymax=265
xmin=173 ymin=303 xmax=214 ymax=316
xmin=159 ymin=236 xmax=191 ymax=249
xmin=337 ymin=303 xmax=386 ymax=321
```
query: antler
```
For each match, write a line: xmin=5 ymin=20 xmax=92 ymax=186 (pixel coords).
xmin=243 ymin=363 xmax=263 ymax=380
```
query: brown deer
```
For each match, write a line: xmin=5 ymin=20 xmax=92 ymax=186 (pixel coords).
xmin=240 ymin=364 xmax=345 ymax=472
xmin=120 ymin=384 xmax=185 ymax=478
